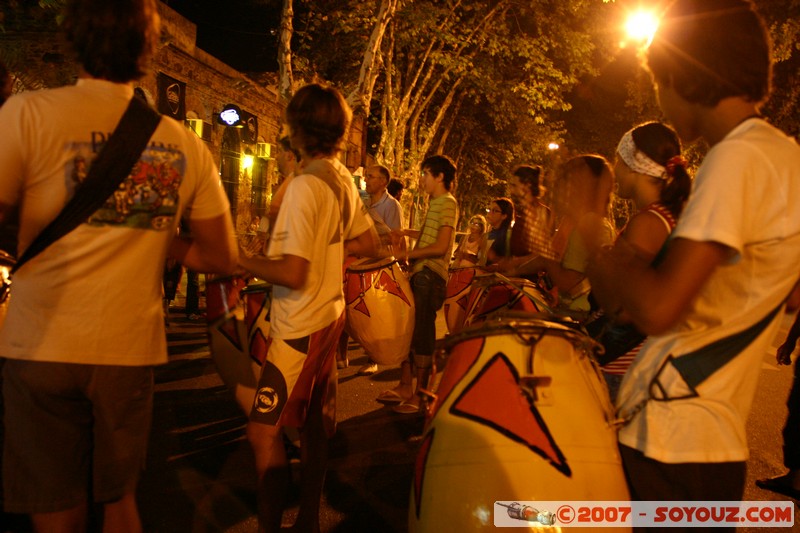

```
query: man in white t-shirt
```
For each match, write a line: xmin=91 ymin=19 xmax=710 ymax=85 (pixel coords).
xmin=583 ymin=0 xmax=800 ymax=508
xmin=0 ymin=0 xmax=237 ymax=530
xmin=238 ymin=84 xmax=378 ymax=532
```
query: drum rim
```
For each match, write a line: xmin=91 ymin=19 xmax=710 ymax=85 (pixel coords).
xmin=346 ymin=255 xmax=397 ymax=272
xmin=438 ymin=311 xmax=598 ymax=350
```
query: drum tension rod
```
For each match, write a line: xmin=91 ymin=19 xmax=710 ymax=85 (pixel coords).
xmin=519 ymin=376 xmax=552 ymax=403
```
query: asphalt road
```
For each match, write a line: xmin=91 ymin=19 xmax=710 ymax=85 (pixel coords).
xmin=2 ymin=298 xmax=799 ymax=532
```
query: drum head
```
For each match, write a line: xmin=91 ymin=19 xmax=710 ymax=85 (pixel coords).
xmin=347 ymin=255 xmax=396 ymax=273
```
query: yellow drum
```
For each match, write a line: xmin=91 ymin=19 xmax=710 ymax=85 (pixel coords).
xmin=410 ymin=314 xmax=629 ymax=532
xmin=444 ymin=266 xmax=484 ymax=334
xmin=344 ymin=256 xmax=414 ymax=365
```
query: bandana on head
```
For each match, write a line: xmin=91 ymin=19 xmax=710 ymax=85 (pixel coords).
xmin=616 ymin=130 xmax=666 ymax=178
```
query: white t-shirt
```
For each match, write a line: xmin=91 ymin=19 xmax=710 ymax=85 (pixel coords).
xmin=0 ymin=79 xmax=230 ymax=366
xmin=617 ymin=118 xmax=800 ymax=463
xmin=267 ymin=158 xmax=373 ymax=339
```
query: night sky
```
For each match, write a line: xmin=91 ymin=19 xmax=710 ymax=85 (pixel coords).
xmin=163 ymin=0 xmax=282 ymax=72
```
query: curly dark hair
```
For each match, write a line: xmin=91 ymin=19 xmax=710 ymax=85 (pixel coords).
xmin=64 ymin=0 xmax=160 ymax=83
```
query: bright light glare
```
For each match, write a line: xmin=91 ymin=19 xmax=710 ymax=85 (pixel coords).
xmin=241 ymin=154 xmax=254 ymax=171
xmin=548 ymin=142 xmax=560 ymax=150
xmin=625 ymin=10 xmax=659 ymax=46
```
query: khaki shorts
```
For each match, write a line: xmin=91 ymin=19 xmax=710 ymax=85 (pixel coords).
xmin=2 ymin=359 xmax=153 ymax=513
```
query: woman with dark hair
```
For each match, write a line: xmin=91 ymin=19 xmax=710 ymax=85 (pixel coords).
xmin=484 ymin=197 xmax=514 ymax=265
xmin=590 ymin=121 xmax=692 ymax=399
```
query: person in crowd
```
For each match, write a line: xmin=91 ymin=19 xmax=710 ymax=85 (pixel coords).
xmin=0 ymin=0 xmax=237 ymax=530
xmin=756 ymin=308 xmax=800 ymax=499
xmin=507 ymin=165 xmax=557 ymax=261
xmin=587 ymin=121 xmax=691 ymax=400
xmin=377 ymin=155 xmax=458 ymax=414
xmin=237 ymin=83 xmax=378 ymax=532
xmin=505 ymin=155 xmax=616 ymax=315
xmin=452 ymin=214 xmax=487 ymax=267
xmin=387 ymin=177 xmax=405 ymax=203
xmin=582 ymin=0 xmax=800 ymax=507
xmin=347 ymin=163 xmax=404 ymax=375
xmin=484 ymin=197 xmax=515 ymax=266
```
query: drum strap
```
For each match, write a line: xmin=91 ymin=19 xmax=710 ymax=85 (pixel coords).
xmin=12 ymin=95 xmax=161 ymax=274
xmin=302 ymin=159 xmax=352 ymax=243
xmin=614 ymin=297 xmax=786 ymax=429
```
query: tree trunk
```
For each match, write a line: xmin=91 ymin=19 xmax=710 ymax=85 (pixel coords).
xmin=278 ymin=0 xmax=294 ymax=105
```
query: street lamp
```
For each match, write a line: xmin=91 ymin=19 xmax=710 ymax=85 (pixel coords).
xmin=547 ymin=142 xmax=560 ymax=151
xmin=624 ymin=9 xmax=659 ymax=47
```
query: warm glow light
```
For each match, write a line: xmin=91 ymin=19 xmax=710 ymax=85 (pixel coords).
xmin=241 ymin=154 xmax=254 ymax=171
xmin=625 ymin=10 xmax=659 ymax=46
xmin=548 ymin=142 xmax=560 ymax=151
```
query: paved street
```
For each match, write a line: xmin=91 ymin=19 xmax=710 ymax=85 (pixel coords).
xmin=3 ymin=290 xmax=800 ymax=532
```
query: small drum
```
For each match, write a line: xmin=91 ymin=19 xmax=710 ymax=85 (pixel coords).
xmin=462 ymin=273 xmax=553 ymax=328
xmin=344 ymin=256 xmax=414 ymax=366
xmin=205 ymin=275 xmax=271 ymax=414
xmin=443 ymin=266 xmax=484 ymax=334
xmin=410 ymin=315 xmax=629 ymax=531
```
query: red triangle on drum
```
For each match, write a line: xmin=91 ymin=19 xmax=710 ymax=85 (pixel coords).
xmin=456 ymin=293 xmax=470 ymax=312
xmin=354 ymin=298 xmax=370 ymax=317
xmin=450 ymin=353 xmax=571 ymax=477
xmin=217 ymin=316 xmax=243 ymax=352
xmin=376 ymin=270 xmax=411 ymax=306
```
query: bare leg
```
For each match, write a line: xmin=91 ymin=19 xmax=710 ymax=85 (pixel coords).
xmin=292 ymin=388 xmax=328 ymax=533
xmin=247 ymin=421 xmax=289 ymax=533
xmin=103 ymin=492 xmax=142 ymax=533
xmin=31 ymin=501 xmax=88 ymax=533
xmin=387 ymin=359 xmax=415 ymax=401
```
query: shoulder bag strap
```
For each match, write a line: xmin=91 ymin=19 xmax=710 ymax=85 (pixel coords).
xmin=12 ymin=95 xmax=161 ymax=273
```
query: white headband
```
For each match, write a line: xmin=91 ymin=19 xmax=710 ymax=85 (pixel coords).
xmin=617 ymin=130 xmax=666 ymax=178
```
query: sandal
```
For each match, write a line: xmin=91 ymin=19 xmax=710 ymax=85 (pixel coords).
xmin=376 ymin=389 xmax=405 ymax=404
xmin=393 ymin=401 xmax=422 ymax=414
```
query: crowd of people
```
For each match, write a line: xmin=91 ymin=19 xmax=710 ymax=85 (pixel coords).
xmin=1 ymin=0 xmax=800 ymax=531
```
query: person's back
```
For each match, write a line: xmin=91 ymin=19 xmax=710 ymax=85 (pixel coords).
xmin=0 ymin=82 xmax=231 ymax=363
xmin=0 ymin=1 xmax=236 ymax=530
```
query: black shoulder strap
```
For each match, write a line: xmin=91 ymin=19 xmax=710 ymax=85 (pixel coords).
xmin=12 ymin=95 xmax=161 ymax=273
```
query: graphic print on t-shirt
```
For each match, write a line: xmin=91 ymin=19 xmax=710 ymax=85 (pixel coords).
xmin=66 ymin=142 xmax=186 ymax=231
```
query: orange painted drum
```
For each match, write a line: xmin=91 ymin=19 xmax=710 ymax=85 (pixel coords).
xmin=462 ymin=273 xmax=554 ymax=329
xmin=443 ymin=266 xmax=484 ymax=334
xmin=410 ymin=315 xmax=629 ymax=532
xmin=344 ymin=256 xmax=415 ymax=366
xmin=205 ymin=275 xmax=271 ymax=414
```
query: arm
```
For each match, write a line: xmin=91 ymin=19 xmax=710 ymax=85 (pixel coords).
xmin=586 ymin=237 xmax=730 ymax=335
xmin=169 ymin=213 xmax=238 ymax=274
xmin=238 ymin=252 xmax=309 ymax=290
xmin=345 ymin=225 xmax=381 ymax=258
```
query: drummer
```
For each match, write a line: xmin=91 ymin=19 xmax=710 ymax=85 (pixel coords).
xmin=343 ymin=164 xmax=405 ymax=375
xmin=379 ymin=155 xmax=459 ymax=414
xmin=503 ymin=155 xmax=616 ymax=315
